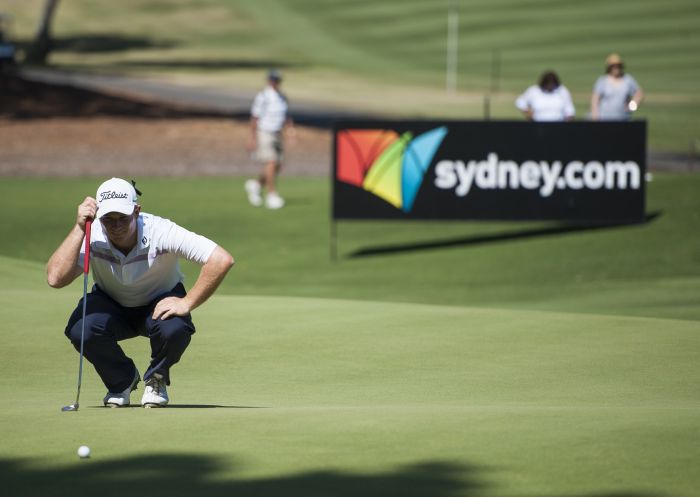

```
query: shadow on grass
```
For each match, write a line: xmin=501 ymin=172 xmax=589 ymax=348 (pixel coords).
xmin=15 ymin=35 xmax=304 ymax=71
xmin=112 ymin=59 xmax=304 ymax=70
xmin=348 ymin=212 xmax=662 ymax=259
xmin=85 ymin=404 xmax=266 ymax=409
xmin=0 ymin=72 xmax=226 ymax=119
xmin=164 ymin=404 xmax=267 ymax=409
xmin=14 ymin=35 xmax=177 ymax=54
xmin=55 ymin=35 xmax=178 ymax=53
xmin=0 ymin=454 xmax=657 ymax=497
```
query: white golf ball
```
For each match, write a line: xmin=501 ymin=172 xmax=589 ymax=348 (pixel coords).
xmin=77 ymin=445 xmax=91 ymax=458
xmin=628 ymin=100 xmax=638 ymax=111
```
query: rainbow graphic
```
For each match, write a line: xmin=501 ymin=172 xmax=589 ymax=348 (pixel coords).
xmin=336 ymin=127 xmax=448 ymax=212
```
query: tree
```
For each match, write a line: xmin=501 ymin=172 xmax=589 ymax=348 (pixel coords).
xmin=26 ymin=0 xmax=61 ymax=64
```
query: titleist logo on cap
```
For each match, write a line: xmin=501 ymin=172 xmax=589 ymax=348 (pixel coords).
xmin=99 ymin=191 xmax=129 ymax=201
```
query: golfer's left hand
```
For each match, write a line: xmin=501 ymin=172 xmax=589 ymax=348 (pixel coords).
xmin=153 ymin=297 xmax=191 ymax=320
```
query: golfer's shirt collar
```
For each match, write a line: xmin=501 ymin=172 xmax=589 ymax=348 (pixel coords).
xmin=92 ymin=215 xmax=151 ymax=265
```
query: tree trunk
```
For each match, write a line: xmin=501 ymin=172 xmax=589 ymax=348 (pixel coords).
xmin=26 ymin=0 xmax=61 ymax=64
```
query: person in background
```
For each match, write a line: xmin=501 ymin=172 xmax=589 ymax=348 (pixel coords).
xmin=245 ymin=69 xmax=296 ymax=209
xmin=590 ymin=53 xmax=643 ymax=120
xmin=515 ymin=70 xmax=575 ymax=122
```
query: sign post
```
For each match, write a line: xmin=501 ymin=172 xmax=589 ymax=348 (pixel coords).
xmin=446 ymin=0 xmax=459 ymax=94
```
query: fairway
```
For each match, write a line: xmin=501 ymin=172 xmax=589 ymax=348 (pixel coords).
xmin=0 ymin=176 xmax=699 ymax=496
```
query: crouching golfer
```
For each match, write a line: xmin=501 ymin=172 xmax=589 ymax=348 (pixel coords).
xmin=47 ymin=178 xmax=234 ymax=408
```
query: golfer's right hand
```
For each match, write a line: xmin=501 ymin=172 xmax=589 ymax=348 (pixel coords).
xmin=77 ymin=197 xmax=97 ymax=231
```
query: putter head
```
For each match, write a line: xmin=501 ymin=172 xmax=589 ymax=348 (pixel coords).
xmin=62 ymin=404 xmax=79 ymax=412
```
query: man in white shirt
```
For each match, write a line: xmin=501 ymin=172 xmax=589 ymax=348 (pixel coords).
xmin=245 ymin=69 xmax=296 ymax=209
xmin=47 ymin=178 xmax=234 ymax=408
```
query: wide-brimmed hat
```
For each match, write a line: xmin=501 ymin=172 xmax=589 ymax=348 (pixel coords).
xmin=95 ymin=178 xmax=138 ymax=218
xmin=605 ymin=53 xmax=624 ymax=67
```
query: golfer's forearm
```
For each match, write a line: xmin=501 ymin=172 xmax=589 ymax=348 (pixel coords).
xmin=184 ymin=247 xmax=234 ymax=311
xmin=47 ymin=224 xmax=84 ymax=288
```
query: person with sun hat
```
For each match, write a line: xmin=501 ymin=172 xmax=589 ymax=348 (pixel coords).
xmin=590 ymin=53 xmax=644 ymax=121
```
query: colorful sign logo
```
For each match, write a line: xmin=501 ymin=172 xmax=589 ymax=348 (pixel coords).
xmin=336 ymin=127 xmax=448 ymax=212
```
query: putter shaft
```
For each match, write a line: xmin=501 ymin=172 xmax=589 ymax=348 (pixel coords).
xmin=62 ymin=220 xmax=91 ymax=412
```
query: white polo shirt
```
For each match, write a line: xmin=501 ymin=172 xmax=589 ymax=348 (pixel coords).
xmin=79 ymin=213 xmax=217 ymax=307
xmin=515 ymin=85 xmax=575 ymax=121
xmin=251 ymin=86 xmax=289 ymax=133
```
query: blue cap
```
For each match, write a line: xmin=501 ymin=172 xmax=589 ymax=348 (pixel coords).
xmin=268 ymin=69 xmax=282 ymax=81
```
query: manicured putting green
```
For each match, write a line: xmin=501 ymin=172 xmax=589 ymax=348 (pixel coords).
xmin=0 ymin=256 xmax=698 ymax=497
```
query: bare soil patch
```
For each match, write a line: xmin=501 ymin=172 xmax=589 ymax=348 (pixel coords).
xmin=0 ymin=72 xmax=330 ymax=176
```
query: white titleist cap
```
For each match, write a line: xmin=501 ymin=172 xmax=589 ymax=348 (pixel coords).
xmin=96 ymin=178 xmax=138 ymax=218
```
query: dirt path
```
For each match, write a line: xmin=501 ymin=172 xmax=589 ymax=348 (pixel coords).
xmin=0 ymin=73 xmax=331 ymax=177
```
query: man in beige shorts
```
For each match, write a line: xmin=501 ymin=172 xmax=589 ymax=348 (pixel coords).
xmin=245 ymin=70 xmax=295 ymax=209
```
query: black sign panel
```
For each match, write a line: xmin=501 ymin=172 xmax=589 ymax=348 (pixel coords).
xmin=333 ymin=121 xmax=646 ymax=222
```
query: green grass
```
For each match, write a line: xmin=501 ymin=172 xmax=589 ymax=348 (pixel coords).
xmin=1 ymin=175 xmax=699 ymax=320
xmin=1 ymin=261 xmax=699 ymax=496
xmin=5 ymin=0 xmax=700 ymax=151
xmin=0 ymin=176 xmax=698 ymax=496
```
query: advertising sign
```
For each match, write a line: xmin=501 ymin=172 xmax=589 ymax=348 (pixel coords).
xmin=333 ymin=121 xmax=646 ymax=222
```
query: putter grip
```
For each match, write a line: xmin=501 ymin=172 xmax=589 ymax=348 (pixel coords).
xmin=84 ymin=220 xmax=92 ymax=274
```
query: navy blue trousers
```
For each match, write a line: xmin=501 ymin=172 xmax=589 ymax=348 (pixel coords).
xmin=65 ymin=283 xmax=195 ymax=393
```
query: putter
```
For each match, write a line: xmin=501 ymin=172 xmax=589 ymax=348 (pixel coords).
xmin=62 ymin=219 xmax=92 ymax=412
